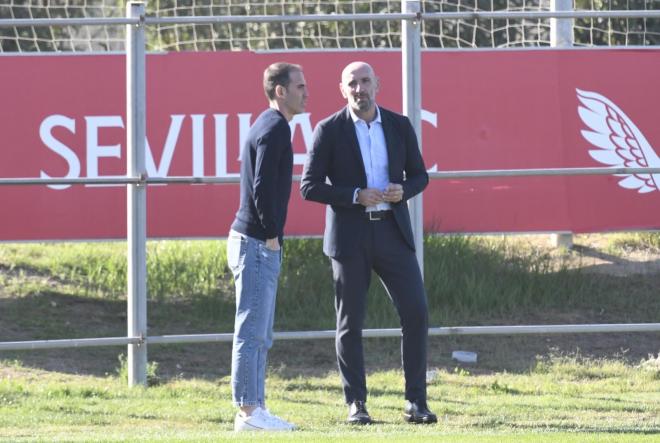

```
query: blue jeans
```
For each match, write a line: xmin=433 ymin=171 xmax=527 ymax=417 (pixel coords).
xmin=227 ymin=230 xmax=282 ymax=407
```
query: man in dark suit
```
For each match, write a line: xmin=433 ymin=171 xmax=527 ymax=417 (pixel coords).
xmin=300 ymin=61 xmax=436 ymax=425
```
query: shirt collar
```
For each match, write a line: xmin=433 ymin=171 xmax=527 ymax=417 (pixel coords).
xmin=348 ymin=105 xmax=381 ymax=126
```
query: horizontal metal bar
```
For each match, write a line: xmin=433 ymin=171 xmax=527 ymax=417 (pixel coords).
xmin=0 ymin=176 xmax=241 ymax=186
xmin=146 ymin=176 xmax=241 ymax=185
xmin=147 ymin=323 xmax=660 ymax=344
xmin=0 ymin=17 xmax=139 ymax=28
xmin=429 ymin=166 xmax=660 ymax=179
xmin=424 ymin=10 xmax=660 ymax=21
xmin=147 ymin=175 xmax=307 ymax=184
xmin=144 ymin=12 xmax=416 ymax=26
xmin=2 ymin=167 xmax=658 ymax=186
xmin=1 ymin=10 xmax=658 ymax=29
xmin=147 ymin=333 xmax=234 ymax=344
xmin=0 ymin=336 xmax=141 ymax=351
xmin=3 ymin=323 xmax=657 ymax=351
xmin=0 ymin=177 xmax=142 ymax=186
xmin=430 ymin=323 xmax=660 ymax=335
xmin=0 ymin=175 xmax=281 ymax=186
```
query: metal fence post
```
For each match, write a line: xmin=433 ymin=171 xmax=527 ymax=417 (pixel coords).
xmin=550 ymin=0 xmax=574 ymax=249
xmin=126 ymin=1 xmax=147 ymax=387
xmin=402 ymin=0 xmax=424 ymax=275
xmin=551 ymin=0 xmax=575 ymax=47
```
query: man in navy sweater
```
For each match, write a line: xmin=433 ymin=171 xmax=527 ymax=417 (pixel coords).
xmin=227 ymin=62 xmax=308 ymax=432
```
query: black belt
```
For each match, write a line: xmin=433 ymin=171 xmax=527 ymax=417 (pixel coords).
xmin=365 ymin=210 xmax=392 ymax=221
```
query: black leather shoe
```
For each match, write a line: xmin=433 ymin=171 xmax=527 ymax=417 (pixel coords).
xmin=347 ymin=400 xmax=372 ymax=424
xmin=404 ymin=399 xmax=437 ymax=424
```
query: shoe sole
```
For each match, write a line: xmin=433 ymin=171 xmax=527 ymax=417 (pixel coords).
xmin=235 ymin=421 xmax=294 ymax=431
xmin=403 ymin=413 xmax=438 ymax=424
xmin=347 ymin=418 xmax=372 ymax=425
xmin=235 ymin=426 xmax=292 ymax=432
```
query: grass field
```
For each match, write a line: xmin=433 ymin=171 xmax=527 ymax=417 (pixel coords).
xmin=1 ymin=234 xmax=660 ymax=441
xmin=1 ymin=356 xmax=659 ymax=442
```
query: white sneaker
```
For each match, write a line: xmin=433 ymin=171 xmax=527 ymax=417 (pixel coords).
xmin=234 ymin=407 xmax=294 ymax=432
xmin=263 ymin=409 xmax=296 ymax=430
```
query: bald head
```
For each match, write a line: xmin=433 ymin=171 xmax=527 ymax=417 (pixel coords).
xmin=340 ymin=61 xmax=379 ymax=122
xmin=341 ymin=61 xmax=375 ymax=83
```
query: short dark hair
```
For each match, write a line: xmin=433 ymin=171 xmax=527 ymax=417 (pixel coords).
xmin=263 ymin=62 xmax=302 ymax=101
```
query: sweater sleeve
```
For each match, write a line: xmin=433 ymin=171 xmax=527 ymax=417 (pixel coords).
xmin=253 ymin=121 xmax=288 ymax=238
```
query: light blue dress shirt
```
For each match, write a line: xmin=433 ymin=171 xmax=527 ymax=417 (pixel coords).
xmin=349 ymin=106 xmax=391 ymax=212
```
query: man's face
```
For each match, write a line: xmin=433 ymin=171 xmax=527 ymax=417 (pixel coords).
xmin=340 ymin=64 xmax=379 ymax=114
xmin=281 ymin=70 xmax=308 ymax=116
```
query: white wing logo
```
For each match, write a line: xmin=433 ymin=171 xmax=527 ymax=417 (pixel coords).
xmin=577 ymin=88 xmax=660 ymax=193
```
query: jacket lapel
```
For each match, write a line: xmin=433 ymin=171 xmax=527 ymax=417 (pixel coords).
xmin=342 ymin=107 xmax=368 ymax=186
xmin=380 ymin=108 xmax=399 ymax=180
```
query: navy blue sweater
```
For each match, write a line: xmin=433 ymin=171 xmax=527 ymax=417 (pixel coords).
xmin=230 ymin=108 xmax=293 ymax=244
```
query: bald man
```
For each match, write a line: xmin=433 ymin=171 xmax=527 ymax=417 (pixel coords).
xmin=301 ymin=61 xmax=436 ymax=425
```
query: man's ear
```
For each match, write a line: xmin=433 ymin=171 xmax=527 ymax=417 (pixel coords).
xmin=275 ymin=84 xmax=286 ymax=98
xmin=339 ymin=83 xmax=348 ymax=99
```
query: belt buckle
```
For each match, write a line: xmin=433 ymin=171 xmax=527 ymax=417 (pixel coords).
xmin=368 ymin=211 xmax=382 ymax=221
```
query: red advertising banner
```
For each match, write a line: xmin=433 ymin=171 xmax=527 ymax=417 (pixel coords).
xmin=1 ymin=50 xmax=659 ymax=240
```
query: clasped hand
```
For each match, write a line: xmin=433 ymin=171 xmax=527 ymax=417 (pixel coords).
xmin=358 ymin=183 xmax=403 ymax=206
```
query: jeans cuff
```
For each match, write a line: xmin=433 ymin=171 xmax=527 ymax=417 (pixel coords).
xmin=233 ymin=400 xmax=262 ymax=407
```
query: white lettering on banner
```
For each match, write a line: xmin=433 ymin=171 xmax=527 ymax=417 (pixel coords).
xmin=38 ymin=110 xmax=438 ymax=189
xmin=85 ymin=116 xmax=124 ymax=188
xmin=40 ymin=115 xmax=81 ymax=191
xmin=39 ymin=113 xmax=247 ymax=189
xmin=422 ymin=109 xmax=437 ymax=128
xmin=290 ymin=112 xmax=314 ymax=166
xmin=146 ymin=114 xmax=185 ymax=178
xmin=235 ymin=112 xmax=313 ymax=166
xmin=290 ymin=111 xmax=436 ymax=167
xmin=236 ymin=113 xmax=253 ymax=162
xmin=214 ymin=114 xmax=234 ymax=177
xmin=422 ymin=110 xmax=439 ymax=172
xmin=191 ymin=114 xmax=205 ymax=178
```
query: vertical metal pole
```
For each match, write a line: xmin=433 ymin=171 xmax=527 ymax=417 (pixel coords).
xmin=126 ymin=1 xmax=147 ymax=387
xmin=550 ymin=0 xmax=574 ymax=249
xmin=551 ymin=0 xmax=574 ymax=47
xmin=402 ymin=0 xmax=424 ymax=275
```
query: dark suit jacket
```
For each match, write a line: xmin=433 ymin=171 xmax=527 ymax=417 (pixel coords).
xmin=300 ymin=106 xmax=428 ymax=258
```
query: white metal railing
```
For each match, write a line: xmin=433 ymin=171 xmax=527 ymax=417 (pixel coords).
xmin=1 ymin=2 xmax=659 ymax=386
xmin=6 ymin=166 xmax=660 ymax=187
xmin=126 ymin=1 xmax=148 ymax=386
xmin=3 ymin=323 xmax=659 ymax=351
xmin=2 ymin=10 xmax=660 ymax=28
xmin=0 ymin=337 xmax=141 ymax=351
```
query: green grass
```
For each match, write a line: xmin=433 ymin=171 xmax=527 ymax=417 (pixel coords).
xmin=0 ymin=355 xmax=658 ymax=442
xmin=0 ymin=240 xmax=231 ymax=301
xmin=0 ymin=235 xmax=614 ymax=329
xmin=423 ymin=235 xmax=589 ymax=320
xmin=0 ymin=242 xmax=126 ymax=297
xmin=2 ymin=234 xmax=660 ymax=338
xmin=2 ymin=234 xmax=660 ymax=440
xmin=608 ymin=232 xmax=660 ymax=253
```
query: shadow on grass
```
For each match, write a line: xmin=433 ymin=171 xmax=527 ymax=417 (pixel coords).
xmin=2 ymin=236 xmax=660 ymax=381
xmin=2 ymin=289 xmax=660 ymax=382
xmin=0 ymin=291 xmax=233 ymax=379
xmin=573 ymin=245 xmax=660 ymax=276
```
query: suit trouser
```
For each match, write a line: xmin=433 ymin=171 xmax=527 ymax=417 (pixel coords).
xmin=330 ymin=216 xmax=429 ymax=404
